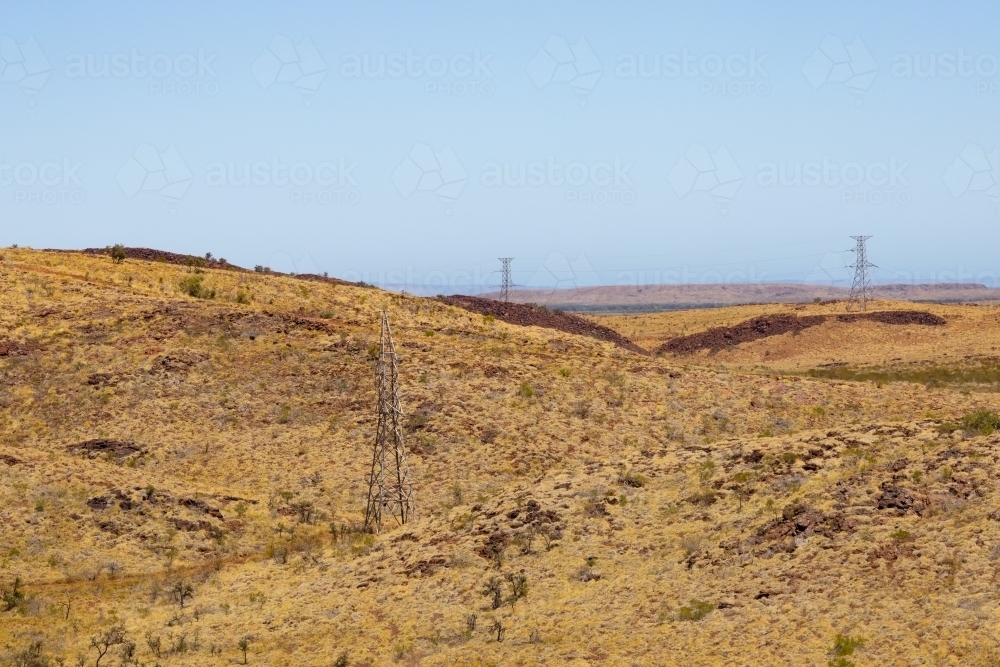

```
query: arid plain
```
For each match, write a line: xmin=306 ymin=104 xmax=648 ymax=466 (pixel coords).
xmin=3 ymin=247 xmax=1000 ymax=666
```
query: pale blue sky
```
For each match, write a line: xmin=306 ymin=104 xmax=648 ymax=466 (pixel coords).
xmin=3 ymin=1 xmax=999 ymax=291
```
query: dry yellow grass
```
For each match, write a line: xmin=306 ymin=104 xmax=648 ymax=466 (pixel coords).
xmin=3 ymin=248 xmax=1000 ymax=666
xmin=597 ymin=300 xmax=1000 ymax=374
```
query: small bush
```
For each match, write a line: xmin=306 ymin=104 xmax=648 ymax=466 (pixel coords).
xmin=109 ymin=244 xmax=126 ymax=264
xmin=2 ymin=576 xmax=25 ymax=611
xmin=829 ymin=633 xmax=865 ymax=666
xmin=518 ymin=382 xmax=535 ymax=398
xmin=619 ymin=470 xmax=647 ymax=488
xmin=11 ymin=640 xmax=50 ymax=667
xmin=179 ymin=275 xmax=215 ymax=299
xmin=677 ymin=599 xmax=714 ymax=621
xmin=962 ymin=409 xmax=1000 ymax=435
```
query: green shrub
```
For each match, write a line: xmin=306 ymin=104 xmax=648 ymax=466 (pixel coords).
xmin=109 ymin=244 xmax=126 ymax=264
xmin=11 ymin=640 xmax=49 ymax=667
xmin=830 ymin=633 xmax=864 ymax=664
xmin=961 ymin=409 xmax=1000 ymax=435
xmin=518 ymin=382 xmax=535 ymax=398
xmin=677 ymin=599 xmax=714 ymax=621
xmin=2 ymin=576 xmax=25 ymax=611
xmin=619 ymin=470 xmax=647 ymax=488
xmin=179 ymin=275 xmax=215 ymax=299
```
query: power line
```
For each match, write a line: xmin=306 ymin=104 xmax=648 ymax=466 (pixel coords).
xmin=499 ymin=257 xmax=513 ymax=302
xmin=847 ymin=236 xmax=876 ymax=312
xmin=363 ymin=311 xmax=416 ymax=535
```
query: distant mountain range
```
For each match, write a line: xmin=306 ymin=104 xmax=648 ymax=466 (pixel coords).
xmin=475 ymin=283 xmax=1000 ymax=312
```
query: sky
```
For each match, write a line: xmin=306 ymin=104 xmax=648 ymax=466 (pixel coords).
xmin=3 ymin=1 xmax=1000 ymax=293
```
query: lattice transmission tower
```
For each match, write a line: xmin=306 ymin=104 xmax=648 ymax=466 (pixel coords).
xmin=847 ymin=235 xmax=876 ymax=312
xmin=499 ymin=257 xmax=513 ymax=303
xmin=363 ymin=311 xmax=416 ymax=534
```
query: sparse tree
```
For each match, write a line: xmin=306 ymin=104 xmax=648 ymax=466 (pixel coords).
xmin=481 ymin=576 xmax=504 ymax=610
xmin=542 ymin=528 xmax=562 ymax=551
xmin=118 ymin=640 xmax=136 ymax=666
xmin=506 ymin=572 xmax=528 ymax=609
xmin=732 ymin=471 xmax=755 ymax=512
xmin=144 ymin=632 xmax=161 ymax=659
xmin=237 ymin=636 xmax=251 ymax=664
xmin=465 ymin=613 xmax=477 ymax=633
xmin=90 ymin=625 xmax=127 ymax=667
xmin=170 ymin=581 xmax=194 ymax=608
xmin=2 ymin=576 xmax=25 ymax=611
xmin=516 ymin=528 xmax=535 ymax=555
xmin=490 ymin=618 xmax=506 ymax=642
xmin=109 ymin=244 xmax=126 ymax=264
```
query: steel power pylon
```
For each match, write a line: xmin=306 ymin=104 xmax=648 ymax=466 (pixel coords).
xmin=499 ymin=257 xmax=513 ymax=303
xmin=847 ymin=235 xmax=876 ymax=312
xmin=363 ymin=311 xmax=416 ymax=534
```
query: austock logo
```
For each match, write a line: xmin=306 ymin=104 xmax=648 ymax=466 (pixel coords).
xmin=0 ymin=35 xmax=52 ymax=98
xmin=392 ymin=143 xmax=468 ymax=206
xmin=943 ymin=144 xmax=998 ymax=205
xmin=527 ymin=252 xmax=599 ymax=289
xmin=668 ymin=144 xmax=743 ymax=213
xmin=527 ymin=35 xmax=602 ymax=99
xmin=802 ymin=35 xmax=878 ymax=102
xmin=252 ymin=35 xmax=326 ymax=94
xmin=116 ymin=144 xmax=193 ymax=203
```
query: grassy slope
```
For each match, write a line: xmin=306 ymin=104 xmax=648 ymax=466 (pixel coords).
xmin=597 ymin=300 xmax=1000 ymax=376
xmin=2 ymin=249 xmax=1000 ymax=665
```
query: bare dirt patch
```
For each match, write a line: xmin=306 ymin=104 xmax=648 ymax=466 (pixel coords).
xmin=67 ymin=439 xmax=144 ymax=460
xmin=0 ymin=339 xmax=40 ymax=357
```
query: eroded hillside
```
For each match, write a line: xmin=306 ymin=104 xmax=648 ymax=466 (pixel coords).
xmin=3 ymin=248 xmax=1000 ymax=666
